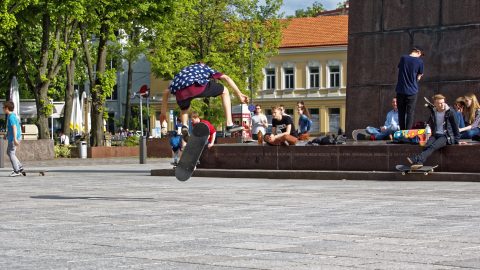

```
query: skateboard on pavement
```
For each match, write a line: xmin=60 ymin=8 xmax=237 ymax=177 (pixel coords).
xmin=175 ymin=122 xmax=209 ymax=181
xmin=21 ymin=170 xmax=47 ymax=176
xmin=395 ymin=164 xmax=438 ymax=176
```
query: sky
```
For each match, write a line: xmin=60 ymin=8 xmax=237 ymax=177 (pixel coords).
xmin=270 ymin=0 xmax=342 ymax=17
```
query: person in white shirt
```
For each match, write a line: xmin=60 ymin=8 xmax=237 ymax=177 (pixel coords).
xmin=250 ymin=104 xmax=268 ymax=141
xmin=60 ymin=131 xmax=70 ymax=146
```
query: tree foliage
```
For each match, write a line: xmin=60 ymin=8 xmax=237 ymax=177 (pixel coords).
xmin=292 ymin=1 xmax=324 ymax=18
xmin=149 ymin=0 xmax=283 ymax=127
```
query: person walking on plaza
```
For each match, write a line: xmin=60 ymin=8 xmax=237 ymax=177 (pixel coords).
xmin=407 ymin=94 xmax=460 ymax=169
xmin=160 ymin=62 xmax=249 ymax=134
xmin=250 ymin=104 xmax=268 ymax=142
xmin=395 ymin=46 xmax=424 ymax=130
xmin=3 ymin=101 xmax=24 ymax=176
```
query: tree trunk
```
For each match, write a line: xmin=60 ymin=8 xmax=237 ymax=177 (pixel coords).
xmin=91 ymin=23 xmax=109 ymax=146
xmin=35 ymin=83 xmax=51 ymax=139
xmin=63 ymin=51 xmax=76 ymax=135
xmin=123 ymin=59 xmax=133 ymax=129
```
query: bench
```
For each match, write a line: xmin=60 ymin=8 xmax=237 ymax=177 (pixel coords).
xmin=22 ymin=124 xmax=38 ymax=140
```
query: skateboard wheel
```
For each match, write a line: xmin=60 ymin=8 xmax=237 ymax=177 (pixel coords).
xmin=402 ymin=172 xmax=406 ymax=176
xmin=424 ymin=172 xmax=428 ymax=176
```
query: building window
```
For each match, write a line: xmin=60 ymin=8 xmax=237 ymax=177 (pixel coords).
xmin=329 ymin=66 xmax=340 ymax=88
xmin=107 ymin=84 xmax=118 ymax=100
xmin=265 ymin=68 xmax=276 ymax=90
xmin=309 ymin=108 xmax=319 ymax=133
xmin=265 ymin=109 xmax=272 ymax=133
xmin=309 ymin=67 xmax=320 ymax=88
xmin=328 ymin=108 xmax=340 ymax=133
xmin=284 ymin=68 xmax=294 ymax=89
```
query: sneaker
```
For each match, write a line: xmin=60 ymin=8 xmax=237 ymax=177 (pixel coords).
xmin=352 ymin=129 xmax=360 ymax=141
xmin=181 ymin=125 xmax=189 ymax=137
xmin=9 ymin=171 xmax=22 ymax=177
xmin=226 ymin=124 xmax=243 ymax=133
xmin=411 ymin=163 xmax=423 ymax=170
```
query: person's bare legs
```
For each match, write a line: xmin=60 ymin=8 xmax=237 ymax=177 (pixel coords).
xmin=220 ymin=87 xmax=234 ymax=126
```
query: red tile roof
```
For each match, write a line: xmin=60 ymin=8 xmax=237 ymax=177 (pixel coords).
xmin=281 ymin=15 xmax=348 ymax=48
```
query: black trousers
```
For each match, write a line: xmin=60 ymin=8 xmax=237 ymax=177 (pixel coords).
xmin=396 ymin=93 xmax=418 ymax=130
xmin=414 ymin=134 xmax=447 ymax=164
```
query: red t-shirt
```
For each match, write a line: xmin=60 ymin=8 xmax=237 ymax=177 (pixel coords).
xmin=193 ymin=119 xmax=216 ymax=143
xmin=175 ymin=72 xmax=224 ymax=101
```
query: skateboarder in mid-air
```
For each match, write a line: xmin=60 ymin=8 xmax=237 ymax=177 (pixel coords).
xmin=160 ymin=62 xmax=249 ymax=134
xmin=407 ymin=94 xmax=460 ymax=169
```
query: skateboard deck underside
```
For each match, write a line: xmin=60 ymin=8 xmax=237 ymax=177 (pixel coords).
xmin=175 ymin=123 xmax=209 ymax=181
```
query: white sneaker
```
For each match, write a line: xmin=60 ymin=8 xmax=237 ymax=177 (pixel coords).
xmin=9 ymin=171 xmax=22 ymax=177
xmin=352 ymin=129 xmax=360 ymax=141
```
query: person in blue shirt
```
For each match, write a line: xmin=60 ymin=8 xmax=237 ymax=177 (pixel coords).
xmin=296 ymin=101 xmax=313 ymax=141
xmin=3 ymin=101 xmax=24 ymax=177
xmin=395 ymin=46 xmax=424 ymax=130
xmin=453 ymin=97 xmax=466 ymax=129
xmin=353 ymin=98 xmax=399 ymax=140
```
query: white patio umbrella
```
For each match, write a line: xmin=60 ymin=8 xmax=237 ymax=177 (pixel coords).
xmin=10 ymin=76 xmax=20 ymax=121
xmin=69 ymin=90 xmax=83 ymax=135
xmin=81 ymin=91 xmax=91 ymax=133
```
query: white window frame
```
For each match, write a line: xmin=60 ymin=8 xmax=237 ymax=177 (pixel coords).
xmin=306 ymin=60 xmax=321 ymax=89
xmin=263 ymin=63 xmax=276 ymax=91
xmin=281 ymin=62 xmax=295 ymax=90
xmin=327 ymin=60 xmax=342 ymax=89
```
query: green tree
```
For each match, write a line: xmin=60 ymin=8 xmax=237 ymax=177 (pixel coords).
xmin=292 ymin=1 xmax=324 ymax=18
xmin=337 ymin=1 xmax=349 ymax=9
xmin=149 ymin=0 xmax=283 ymax=127
xmin=81 ymin=0 xmax=174 ymax=146
xmin=13 ymin=0 xmax=84 ymax=139
xmin=0 ymin=0 xmax=37 ymax=99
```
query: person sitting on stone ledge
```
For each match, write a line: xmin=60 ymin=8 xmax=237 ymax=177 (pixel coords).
xmin=352 ymin=97 xmax=399 ymax=141
xmin=264 ymin=106 xmax=298 ymax=146
xmin=453 ymin=96 xmax=466 ymax=129
xmin=460 ymin=93 xmax=480 ymax=139
xmin=296 ymin=102 xmax=313 ymax=141
xmin=190 ymin=111 xmax=217 ymax=149
xmin=407 ymin=94 xmax=460 ymax=169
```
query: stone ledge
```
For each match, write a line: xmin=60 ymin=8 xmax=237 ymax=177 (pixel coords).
xmin=198 ymin=143 xmax=480 ymax=173
xmin=151 ymin=168 xmax=480 ymax=182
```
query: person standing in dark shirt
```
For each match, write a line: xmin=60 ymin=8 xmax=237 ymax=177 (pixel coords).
xmin=395 ymin=46 xmax=424 ymax=130
xmin=264 ymin=106 xmax=298 ymax=146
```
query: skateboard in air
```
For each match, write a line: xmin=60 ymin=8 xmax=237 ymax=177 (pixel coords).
xmin=395 ymin=164 xmax=438 ymax=176
xmin=175 ymin=122 xmax=209 ymax=181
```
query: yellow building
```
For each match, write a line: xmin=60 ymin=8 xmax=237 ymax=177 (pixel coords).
xmin=150 ymin=15 xmax=348 ymax=135
xmin=256 ymin=15 xmax=348 ymax=135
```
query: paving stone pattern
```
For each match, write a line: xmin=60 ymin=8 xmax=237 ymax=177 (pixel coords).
xmin=1 ymin=159 xmax=480 ymax=269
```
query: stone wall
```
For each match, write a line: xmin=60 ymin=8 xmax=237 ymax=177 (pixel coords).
xmin=1 ymin=139 xmax=54 ymax=166
xmin=347 ymin=0 xmax=480 ymax=133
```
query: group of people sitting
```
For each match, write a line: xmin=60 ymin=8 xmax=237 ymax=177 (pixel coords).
xmin=352 ymin=93 xmax=480 ymax=143
xmin=352 ymin=93 xmax=480 ymax=169
xmin=250 ymin=101 xmax=313 ymax=146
